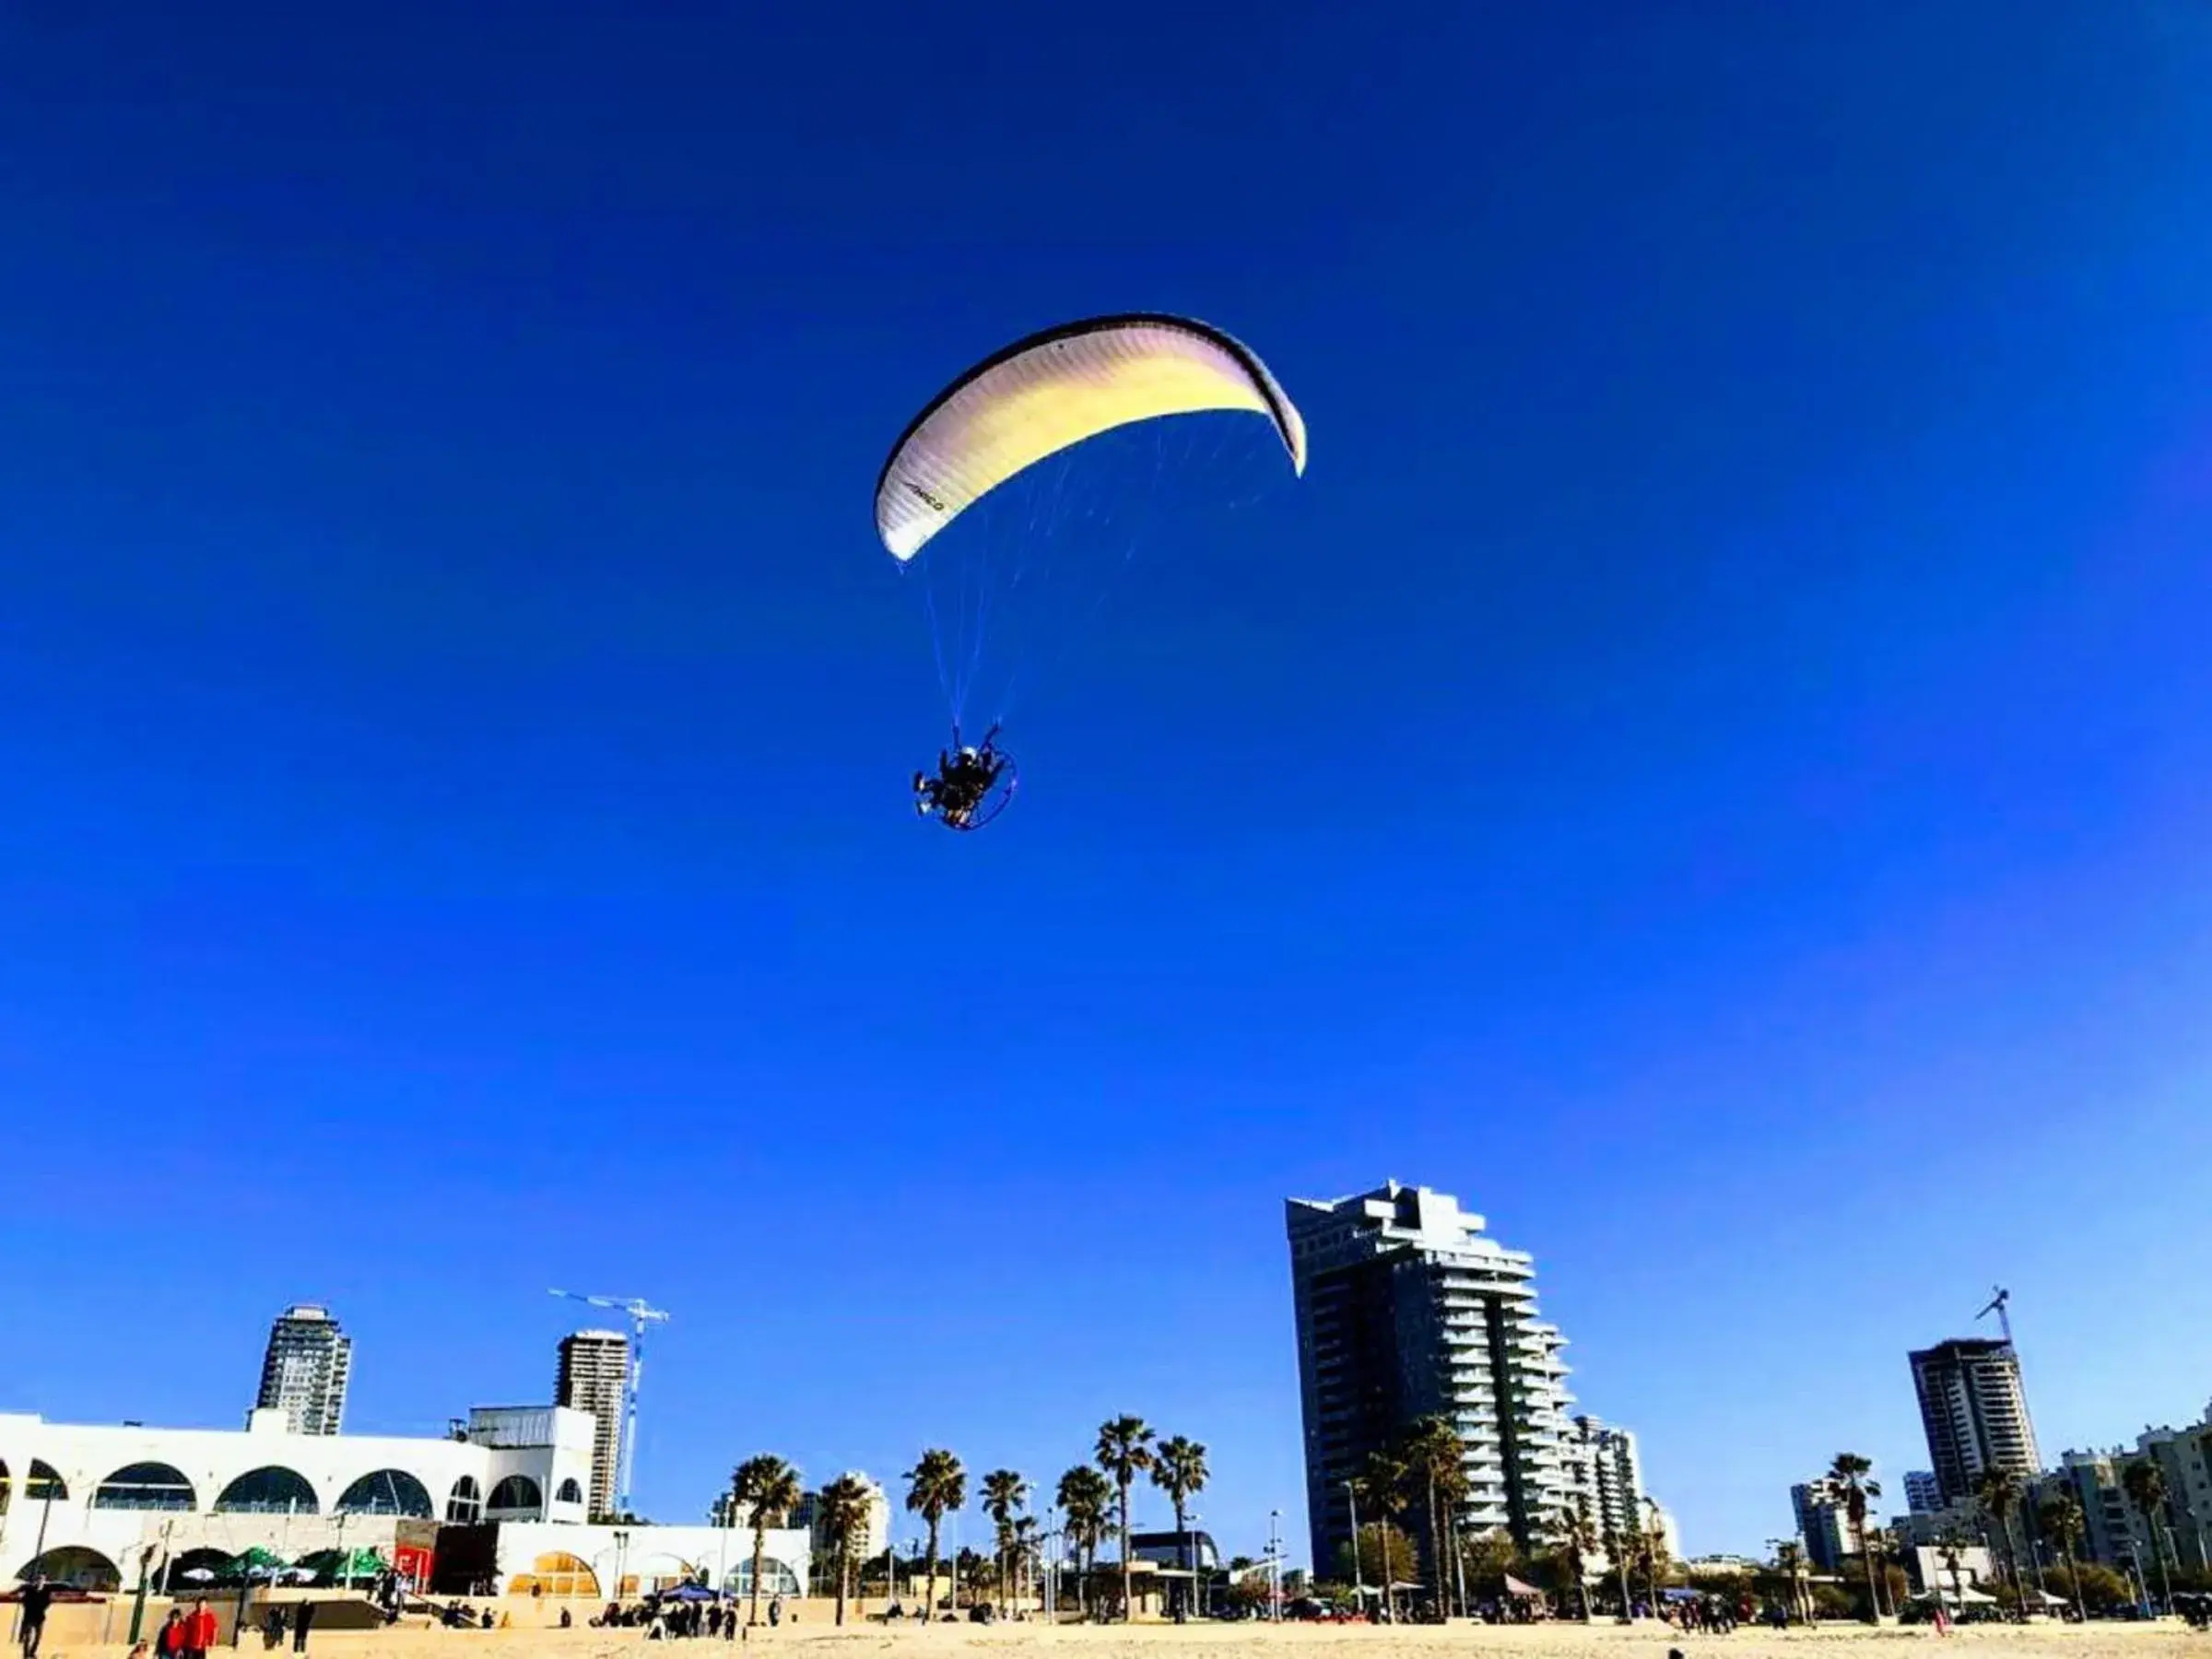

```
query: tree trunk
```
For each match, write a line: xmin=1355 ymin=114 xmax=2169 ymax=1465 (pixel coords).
xmin=924 ymin=1520 xmax=940 ymax=1622
xmin=1424 ymin=1475 xmax=1441 ymax=1618
xmin=2152 ymin=1527 xmax=2173 ymax=1614
xmin=749 ymin=1527 xmax=766 ymax=1627
xmin=835 ymin=1544 xmax=849 ymax=1627
xmin=2063 ymin=1543 xmax=2085 ymax=1623
xmin=1118 ymin=1478 xmax=1134 ymax=1624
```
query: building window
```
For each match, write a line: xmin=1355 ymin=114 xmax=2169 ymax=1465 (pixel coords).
xmin=92 ymin=1463 xmax=197 ymax=1512
xmin=335 ymin=1469 xmax=434 ymax=1518
xmin=486 ymin=1475 xmax=544 ymax=1516
xmin=727 ymin=1560 xmax=803 ymax=1597
xmin=556 ymin=1477 xmax=584 ymax=1506
xmin=214 ymin=1466 xmax=320 ymax=1515
xmin=447 ymin=1476 xmax=484 ymax=1524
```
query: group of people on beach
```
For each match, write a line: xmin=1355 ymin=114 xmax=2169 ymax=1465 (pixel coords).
xmin=591 ymin=1592 xmax=783 ymax=1639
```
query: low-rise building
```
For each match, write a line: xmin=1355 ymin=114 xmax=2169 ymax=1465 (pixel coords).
xmin=0 ymin=1406 xmax=806 ymax=1602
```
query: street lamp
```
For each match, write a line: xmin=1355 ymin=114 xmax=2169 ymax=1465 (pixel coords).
xmin=1267 ymin=1510 xmax=1282 ymax=1622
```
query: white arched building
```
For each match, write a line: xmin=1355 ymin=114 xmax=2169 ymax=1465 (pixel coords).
xmin=0 ymin=1407 xmax=809 ymax=1603
xmin=0 ymin=1406 xmax=608 ymax=1592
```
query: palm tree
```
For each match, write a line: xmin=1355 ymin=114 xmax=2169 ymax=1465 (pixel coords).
xmin=904 ymin=1448 xmax=966 ymax=1621
xmin=2123 ymin=1460 xmax=2173 ymax=1613
xmin=1356 ymin=1447 xmax=1410 ymax=1623
xmin=1095 ymin=1416 xmax=1155 ymax=1623
xmin=1010 ymin=1516 xmax=1040 ymax=1614
xmin=981 ymin=1469 xmax=1027 ymax=1615
xmin=818 ymin=1474 xmax=873 ymax=1627
xmin=1827 ymin=1453 xmax=1883 ymax=1621
xmin=1556 ymin=1510 xmax=1596 ymax=1622
xmin=1973 ymin=1467 xmax=2025 ymax=1615
xmin=2040 ymin=1494 xmax=2088 ymax=1622
xmin=1399 ymin=1417 xmax=1468 ymax=1617
xmin=730 ymin=1453 xmax=802 ymax=1628
xmin=1639 ymin=1496 xmax=1673 ymax=1618
xmin=1774 ymin=1538 xmax=1811 ymax=1625
xmin=1054 ymin=1465 xmax=1111 ymax=1619
xmin=1935 ymin=1530 xmax=1968 ymax=1614
xmin=1605 ymin=1527 xmax=1634 ymax=1621
xmin=1151 ymin=1437 xmax=1209 ymax=1619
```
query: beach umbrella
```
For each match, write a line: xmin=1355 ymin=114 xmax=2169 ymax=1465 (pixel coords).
xmin=225 ymin=1547 xmax=290 ymax=1581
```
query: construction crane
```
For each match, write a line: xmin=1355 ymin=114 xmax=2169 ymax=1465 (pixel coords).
xmin=549 ymin=1288 xmax=670 ymax=1519
xmin=1976 ymin=1285 xmax=2013 ymax=1343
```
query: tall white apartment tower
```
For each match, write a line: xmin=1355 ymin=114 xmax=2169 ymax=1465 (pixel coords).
xmin=1287 ymin=1181 xmax=1576 ymax=1569
xmin=254 ymin=1304 xmax=353 ymax=1436
xmin=556 ymin=1329 xmax=630 ymax=1519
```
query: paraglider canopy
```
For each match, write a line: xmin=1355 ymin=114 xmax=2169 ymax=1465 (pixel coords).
xmin=875 ymin=312 xmax=1307 ymax=562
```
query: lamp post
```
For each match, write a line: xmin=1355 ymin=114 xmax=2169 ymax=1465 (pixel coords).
xmin=1267 ymin=1510 xmax=1281 ymax=1623
xmin=1344 ymin=1482 xmax=1362 ymax=1612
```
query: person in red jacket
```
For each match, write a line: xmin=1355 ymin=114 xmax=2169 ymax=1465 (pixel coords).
xmin=182 ymin=1599 xmax=219 ymax=1659
xmin=155 ymin=1607 xmax=188 ymax=1659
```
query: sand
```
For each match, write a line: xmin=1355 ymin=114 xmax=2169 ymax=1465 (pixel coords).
xmin=29 ymin=1617 xmax=2209 ymax=1659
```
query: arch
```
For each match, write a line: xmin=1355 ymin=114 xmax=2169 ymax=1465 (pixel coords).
xmin=334 ymin=1468 xmax=433 ymax=1518
xmin=484 ymin=1474 xmax=542 ymax=1517
xmin=213 ymin=1465 xmax=319 ymax=1515
xmin=19 ymin=1546 xmax=122 ymax=1591
xmin=507 ymin=1551 xmax=598 ymax=1599
xmin=555 ymin=1477 xmax=583 ymax=1506
xmin=92 ymin=1461 xmax=197 ymax=1511
xmin=725 ymin=1559 xmax=802 ymax=1597
xmin=26 ymin=1460 xmax=67 ymax=1501
xmin=160 ymin=1547 xmax=236 ymax=1592
xmin=445 ymin=1475 xmax=482 ymax=1524
xmin=621 ymin=1553 xmax=696 ymax=1596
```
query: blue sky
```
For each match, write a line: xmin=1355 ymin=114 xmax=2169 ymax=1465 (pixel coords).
xmin=2 ymin=1 xmax=2210 ymax=1561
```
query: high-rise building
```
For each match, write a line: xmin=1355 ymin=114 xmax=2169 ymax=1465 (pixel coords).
xmin=791 ymin=1473 xmax=892 ymax=1563
xmin=1287 ymin=1181 xmax=1575 ymax=1568
xmin=1903 ymin=1470 xmax=1941 ymax=1515
xmin=555 ymin=1329 xmax=629 ymax=1519
xmin=1790 ymin=1477 xmax=1855 ymax=1571
xmin=1909 ymin=1337 xmax=2041 ymax=1507
xmin=1562 ymin=1416 xmax=1644 ymax=1544
xmin=254 ymin=1305 xmax=352 ymax=1436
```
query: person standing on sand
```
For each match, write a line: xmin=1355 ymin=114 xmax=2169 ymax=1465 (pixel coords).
xmin=182 ymin=1597 xmax=219 ymax=1659
xmin=290 ymin=1599 xmax=316 ymax=1653
xmin=17 ymin=1574 xmax=53 ymax=1659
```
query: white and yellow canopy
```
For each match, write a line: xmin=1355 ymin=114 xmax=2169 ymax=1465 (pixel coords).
xmin=875 ymin=312 xmax=1307 ymax=562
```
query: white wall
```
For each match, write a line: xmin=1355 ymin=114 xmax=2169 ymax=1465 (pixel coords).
xmin=492 ymin=1522 xmax=810 ymax=1601
xmin=0 ymin=1410 xmax=593 ymax=1585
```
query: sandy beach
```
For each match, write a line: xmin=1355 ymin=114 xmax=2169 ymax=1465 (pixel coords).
xmin=29 ymin=1618 xmax=2211 ymax=1659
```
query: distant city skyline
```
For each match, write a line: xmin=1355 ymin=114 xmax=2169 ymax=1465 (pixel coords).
xmin=2 ymin=0 xmax=2208 ymax=1568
